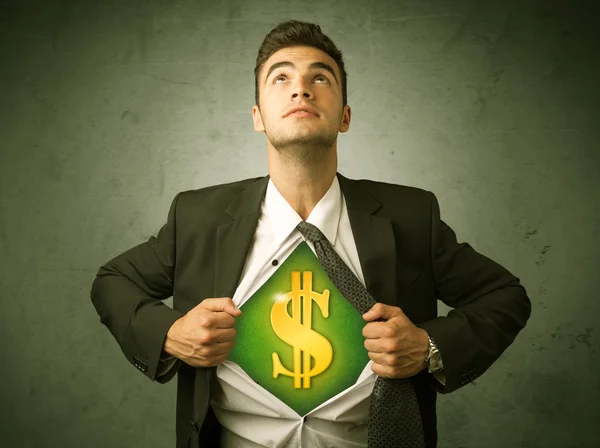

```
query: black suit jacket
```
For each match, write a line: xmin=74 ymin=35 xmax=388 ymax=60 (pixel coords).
xmin=91 ymin=172 xmax=531 ymax=448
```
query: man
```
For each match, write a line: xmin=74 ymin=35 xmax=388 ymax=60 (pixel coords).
xmin=91 ymin=20 xmax=531 ymax=448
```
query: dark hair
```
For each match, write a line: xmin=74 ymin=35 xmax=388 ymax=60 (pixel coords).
xmin=254 ymin=20 xmax=348 ymax=109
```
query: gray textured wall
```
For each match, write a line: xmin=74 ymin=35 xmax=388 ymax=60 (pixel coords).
xmin=1 ymin=0 xmax=598 ymax=447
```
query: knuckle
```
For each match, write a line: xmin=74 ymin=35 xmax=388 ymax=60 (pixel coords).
xmin=382 ymin=327 xmax=395 ymax=338
xmin=198 ymin=332 xmax=213 ymax=345
xmin=198 ymin=346 xmax=212 ymax=357
xmin=198 ymin=315 xmax=212 ymax=328
xmin=383 ymin=341 xmax=396 ymax=353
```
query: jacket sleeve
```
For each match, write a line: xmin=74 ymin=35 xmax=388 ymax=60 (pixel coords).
xmin=90 ymin=192 xmax=186 ymax=383
xmin=416 ymin=191 xmax=532 ymax=394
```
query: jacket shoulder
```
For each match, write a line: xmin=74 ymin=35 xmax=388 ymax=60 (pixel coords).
xmin=346 ymin=176 xmax=433 ymax=202
xmin=176 ymin=176 xmax=265 ymax=207
xmin=180 ymin=176 xmax=264 ymax=196
xmin=340 ymin=176 xmax=438 ymax=226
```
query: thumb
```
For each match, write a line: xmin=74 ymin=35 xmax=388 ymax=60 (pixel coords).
xmin=199 ymin=297 xmax=242 ymax=317
xmin=362 ymin=303 xmax=400 ymax=322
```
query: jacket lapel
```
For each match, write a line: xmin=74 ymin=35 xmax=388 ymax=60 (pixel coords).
xmin=202 ymin=176 xmax=270 ymax=427
xmin=337 ymin=173 xmax=398 ymax=308
xmin=213 ymin=176 xmax=270 ymax=299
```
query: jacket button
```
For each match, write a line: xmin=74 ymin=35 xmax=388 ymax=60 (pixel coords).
xmin=190 ymin=421 xmax=198 ymax=432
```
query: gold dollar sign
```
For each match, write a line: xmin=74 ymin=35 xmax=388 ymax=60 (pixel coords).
xmin=271 ymin=271 xmax=333 ymax=389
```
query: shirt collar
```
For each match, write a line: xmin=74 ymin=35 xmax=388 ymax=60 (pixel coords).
xmin=263 ymin=174 xmax=342 ymax=247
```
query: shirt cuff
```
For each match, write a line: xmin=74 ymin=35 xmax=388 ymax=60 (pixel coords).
xmin=157 ymin=354 xmax=178 ymax=377
xmin=432 ymin=369 xmax=446 ymax=386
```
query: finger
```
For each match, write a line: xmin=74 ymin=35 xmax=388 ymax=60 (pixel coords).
xmin=192 ymin=348 xmax=231 ymax=368
xmin=197 ymin=311 xmax=238 ymax=329
xmin=212 ymin=353 xmax=230 ymax=366
xmin=198 ymin=327 xmax=237 ymax=345
xmin=362 ymin=321 xmax=392 ymax=339
xmin=198 ymin=297 xmax=242 ymax=317
xmin=209 ymin=351 xmax=231 ymax=367
xmin=364 ymin=337 xmax=394 ymax=354
xmin=197 ymin=339 xmax=235 ymax=358
xmin=363 ymin=303 xmax=402 ymax=322
xmin=367 ymin=351 xmax=401 ymax=368
xmin=371 ymin=362 xmax=396 ymax=379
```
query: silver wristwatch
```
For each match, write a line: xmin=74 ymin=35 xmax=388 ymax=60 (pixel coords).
xmin=425 ymin=335 xmax=444 ymax=373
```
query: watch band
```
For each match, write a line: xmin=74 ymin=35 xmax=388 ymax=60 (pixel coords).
xmin=426 ymin=335 xmax=444 ymax=373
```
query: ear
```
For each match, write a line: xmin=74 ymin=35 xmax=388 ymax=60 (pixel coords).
xmin=252 ymin=105 xmax=265 ymax=132
xmin=339 ymin=104 xmax=351 ymax=133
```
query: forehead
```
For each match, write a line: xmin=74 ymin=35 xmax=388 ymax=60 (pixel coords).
xmin=261 ymin=46 xmax=340 ymax=79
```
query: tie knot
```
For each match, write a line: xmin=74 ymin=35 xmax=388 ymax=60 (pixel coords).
xmin=296 ymin=221 xmax=326 ymax=243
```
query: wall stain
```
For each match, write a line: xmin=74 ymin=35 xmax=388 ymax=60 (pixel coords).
xmin=536 ymin=244 xmax=552 ymax=266
xmin=575 ymin=328 xmax=594 ymax=349
xmin=549 ymin=325 xmax=563 ymax=340
xmin=538 ymin=281 xmax=547 ymax=296
xmin=536 ymin=282 xmax=548 ymax=309
xmin=120 ymin=108 xmax=140 ymax=125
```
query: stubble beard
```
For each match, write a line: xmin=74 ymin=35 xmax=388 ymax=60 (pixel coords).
xmin=266 ymin=122 xmax=338 ymax=170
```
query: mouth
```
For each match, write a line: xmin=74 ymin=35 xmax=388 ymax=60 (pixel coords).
xmin=287 ymin=110 xmax=318 ymax=118
xmin=284 ymin=106 xmax=319 ymax=118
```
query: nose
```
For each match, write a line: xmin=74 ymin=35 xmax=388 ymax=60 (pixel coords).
xmin=291 ymin=77 xmax=314 ymax=100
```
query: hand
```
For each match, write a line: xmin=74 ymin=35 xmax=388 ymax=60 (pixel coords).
xmin=362 ymin=303 xmax=429 ymax=379
xmin=163 ymin=297 xmax=242 ymax=368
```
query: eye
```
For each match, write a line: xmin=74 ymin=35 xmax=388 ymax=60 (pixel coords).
xmin=273 ymin=74 xmax=329 ymax=83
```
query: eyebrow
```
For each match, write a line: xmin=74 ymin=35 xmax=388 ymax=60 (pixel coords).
xmin=264 ymin=61 xmax=338 ymax=85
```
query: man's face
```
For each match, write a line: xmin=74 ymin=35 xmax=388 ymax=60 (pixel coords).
xmin=252 ymin=46 xmax=351 ymax=157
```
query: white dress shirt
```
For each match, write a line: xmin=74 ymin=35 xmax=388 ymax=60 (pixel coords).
xmin=155 ymin=175 xmax=447 ymax=445
xmin=211 ymin=175 xmax=377 ymax=447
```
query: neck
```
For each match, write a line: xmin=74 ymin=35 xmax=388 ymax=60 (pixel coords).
xmin=268 ymin=147 xmax=337 ymax=221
